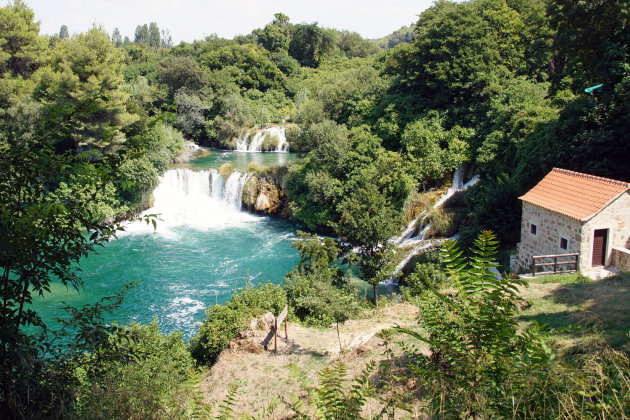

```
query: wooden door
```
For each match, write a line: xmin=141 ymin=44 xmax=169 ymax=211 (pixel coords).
xmin=592 ymin=229 xmax=608 ymax=267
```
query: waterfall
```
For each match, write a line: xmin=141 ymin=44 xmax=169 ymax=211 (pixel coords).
xmin=386 ymin=167 xmax=480 ymax=284
xmin=395 ymin=167 xmax=479 ymax=248
xmin=125 ymin=168 xmax=257 ymax=234
xmin=234 ymin=126 xmax=288 ymax=152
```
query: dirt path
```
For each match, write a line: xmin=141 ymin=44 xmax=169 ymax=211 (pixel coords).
xmin=200 ymin=303 xmax=422 ymax=418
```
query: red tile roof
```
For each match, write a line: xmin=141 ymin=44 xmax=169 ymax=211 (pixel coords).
xmin=519 ymin=168 xmax=629 ymax=221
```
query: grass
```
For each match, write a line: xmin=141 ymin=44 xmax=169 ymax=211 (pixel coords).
xmin=527 ymin=272 xmax=592 ymax=284
xmin=518 ymin=271 xmax=630 ymax=352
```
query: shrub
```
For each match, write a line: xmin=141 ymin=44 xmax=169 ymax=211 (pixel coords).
xmin=218 ymin=162 xmax=234 ymax=179
xmin=400 ymin=231 xmax=554 ymax=417
xmin=75 ymin=321 xmax=197 ymax=419
xmin=400 ymin=260 xmax=450 ymax=301
xmin=190 ymin=282 xmax=286 ymax=366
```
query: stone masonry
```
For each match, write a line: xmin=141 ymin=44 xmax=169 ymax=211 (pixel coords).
xmin=515 ymin=191 xmax=630 ymax=273
xmin=515 ymin=202 xmax=581 ymax=273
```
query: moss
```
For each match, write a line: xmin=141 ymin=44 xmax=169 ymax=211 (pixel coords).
xmin=426 ymin=208 xmax=459 ymax=238
xmin=261 ymin=134 xmax=280 ymax=151
xmin=219 ymin=162 xmax=234 ymax=179
xmin=242 ymin=176 xmax=259 ymax=207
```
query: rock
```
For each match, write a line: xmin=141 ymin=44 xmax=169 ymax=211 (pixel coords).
xmin=255 ymin=193 xmax=271 ymax=210
xmin=242 ymin=176 xmax=259 ymax=208
xmin=259 ymin=312 xmax=275 ymax=330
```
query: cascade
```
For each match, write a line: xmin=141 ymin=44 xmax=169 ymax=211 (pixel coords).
xmin=125 ymin=168 xmax=257 ymax=234
xmin=387 ymin=167 xmax=480 ymax=284
xmin=395 ymin=167 xmax=479 ymax=248
xmin=234 ymin=126 xmax=289 ymax=152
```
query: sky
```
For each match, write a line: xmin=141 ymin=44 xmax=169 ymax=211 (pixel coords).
xmin=23 ymin=0 xmax=434 ymax=44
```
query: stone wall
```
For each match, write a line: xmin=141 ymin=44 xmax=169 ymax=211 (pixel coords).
xmin=612 ymin=247 xmax=630 ymax=271
xmin=581 ymin=192 xmax=630 ymax=270
xmin=514 ymin=202 xmax=582 ymax=273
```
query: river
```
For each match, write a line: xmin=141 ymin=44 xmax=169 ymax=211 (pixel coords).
xmin=32 ymin=151 xmax=301 ymax=339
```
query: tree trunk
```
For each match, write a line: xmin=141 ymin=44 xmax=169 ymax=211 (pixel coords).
xmin=373 ymin=283 xmax=378 ymax=307
xmin=337 ymin=322 xmax=342 ymax=352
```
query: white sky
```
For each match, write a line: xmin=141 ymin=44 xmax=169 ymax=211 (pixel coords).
xmin=23 ymin=0 xmax=434 ymax=44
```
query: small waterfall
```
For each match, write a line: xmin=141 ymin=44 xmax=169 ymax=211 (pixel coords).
xmin=386 ymin=167 xmax=480 ymax=284
xmin=234 ymin=126 xmax=288 ymax=152
xmin=126 ymin=168 xmax=257 ymax=233
xmin=396 ymin=167 xmax=479 ymax=249
xmin=223 ymin=171 xmax=250 ymax=209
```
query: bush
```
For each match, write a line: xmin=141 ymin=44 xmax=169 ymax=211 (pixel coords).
xmin=400 ymin=260 xmax=450 ymax=301
xmin=400 ymin=231 xmax=554 ymax=417
xmin=190 ymin=282 xmax=286 ymax=366
xmin=75 ymin=321 xmax=197 ymax=419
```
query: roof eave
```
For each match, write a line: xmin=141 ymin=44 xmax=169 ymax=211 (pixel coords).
xmin=580 ymin=190 xmax=629 ymax=222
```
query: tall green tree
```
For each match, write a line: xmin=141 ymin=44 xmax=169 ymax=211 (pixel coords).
xmin=333 ymin=182 xmax=402 ymax=306
xmin=258 ymin=13 xmax=291 ymax=53
xmin=148 ymin=22 xmax=160 ymax=48
xmin=134 ymin=23 xmax=149 ymax=44
xmin=34 ymin=27 xmax=138 ymax=150
xmin=289 ymin=22 xmax=335 ymax=67
xmin=58 ymin=24 xmax=69 ymax=39
xmin=111 ymin=27 xmax=122 ymax=47
xmin=0 ymin=0 xmax=47 ymax=77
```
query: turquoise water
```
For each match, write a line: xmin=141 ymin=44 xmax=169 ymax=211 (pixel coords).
xmin=181 ymin=149 xmax=299 ymax=171
xmin=31 ymin=158 xmax=301 ymax=339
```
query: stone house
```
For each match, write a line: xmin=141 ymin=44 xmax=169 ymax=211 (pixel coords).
xmin=513 ymin=168 xmax=630 ymax=274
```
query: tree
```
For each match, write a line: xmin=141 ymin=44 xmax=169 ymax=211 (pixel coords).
xmin=0 ymin=100 xmax=150 ymax=415
xmin=258 ymin=13 xmax=291 ymax=53
xmin=284 ymin=232 xmax=359 ymax=335
xmin=33 ymin=26 xmax=138 ymax=150
xmin=58 ymin=24 xmax=69 ymax=39
xmin=289 ymin=22 xmax=335 ymax=67
xmin=134 ymin=24 xmax=149 ymax=44
xmin=0 ymin=0 xmax=47 ymax=77
xmin=401 ymin=111 xmax=471 ymax=186
xmin=111 ymin=27 xmax=122 ymax=47
xmin=160 ymin=29 xmax=172 ymax=48
xmin=333 ymin=182 xmax=402 ymax=306
xmin=148 ymin=22 xmax=160 ymax=48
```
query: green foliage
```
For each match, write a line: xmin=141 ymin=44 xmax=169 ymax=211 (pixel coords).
xmin=400 ymin=257 xmax=450 ymax=301
xmin=288 ymin=362 xmax=375 ymax=420
xmin=190 ymin=282 xmax=287 ymax=366
xmin=333 ymin=181 xmax=403 ymax=306
xmin=400 ymin=231 xmax=554 ymax=417
xmin=34 ymin=26 xmax=138 ymax=150
xmin=375 ymin=25 xmax=415 ymax=49
xmin=284 ymin=232 xmax=360 ymax=327
xmin=0 ymin=0 xmax=47 ymax=78
xmin=145 ymin=121 xmax=185 ymax=173
xmin=289 ymin=23 xmax=335 ymax=68
xmin=75 ymin=321 xmax=197 ymax=419
xmin=0 ymin=94 xmax=156 ymax=416
xmin=401 ymin=111 xmax=471 ymax=186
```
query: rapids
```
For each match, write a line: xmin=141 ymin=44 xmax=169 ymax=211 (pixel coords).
xmin=32 ymin=166 xmax=301 ymax=339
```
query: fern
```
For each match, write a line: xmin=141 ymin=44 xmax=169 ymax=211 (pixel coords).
xmin=217 ymin=383 xmax=240 ymax=419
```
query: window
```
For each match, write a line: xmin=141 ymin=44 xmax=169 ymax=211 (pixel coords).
xmin=530 ymin=224 xmax=537 ymax=235
xmin=560 ymin=237 xmax=568 ymax=250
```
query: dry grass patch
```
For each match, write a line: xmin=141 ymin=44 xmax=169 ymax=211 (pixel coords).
xmin=200 ymin=303 xmax=421 ymax=418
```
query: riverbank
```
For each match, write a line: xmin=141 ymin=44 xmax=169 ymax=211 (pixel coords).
xmin=198 ymin=272 xmax=630 ymax=417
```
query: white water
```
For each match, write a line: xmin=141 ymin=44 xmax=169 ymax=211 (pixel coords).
xmin=387 ymin=167 xmax=480 ymax=284
xmin=235 ymin=126 xmax=289 ymax=152
xmin=394 ymin=167 xmax=479 ymax=248
xmin=124 ymin=168 xmax=258 ymax=235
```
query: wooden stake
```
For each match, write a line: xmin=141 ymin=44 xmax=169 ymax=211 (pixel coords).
xmin=274 ymin=318 xmax=278 ymax=352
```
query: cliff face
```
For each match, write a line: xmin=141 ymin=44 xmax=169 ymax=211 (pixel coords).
xmin=242 ymin=175 xmax=289 ymax=217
